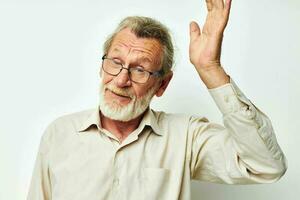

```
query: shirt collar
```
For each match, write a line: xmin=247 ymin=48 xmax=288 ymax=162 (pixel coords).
xmin=77 ymin=106 xmax=163 ymax=136
xmin=140 ymin=108 xmax=163 ymax=136
xmin=77 ymin=106 xmax=102 ymax=132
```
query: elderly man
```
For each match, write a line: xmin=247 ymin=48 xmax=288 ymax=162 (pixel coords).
xmin=28 ymin=0 xmax=287 ymax=199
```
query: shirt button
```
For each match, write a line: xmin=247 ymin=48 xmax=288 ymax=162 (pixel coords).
xmin=224 ymin=96 xmax=229 ymax=103
xmin=113 ymin=178 xmax=119 ymax=186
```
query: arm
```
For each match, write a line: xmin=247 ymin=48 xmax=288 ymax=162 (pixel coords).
xmin=189 ymin=78 xmax=287 ymax=183
xmin=188 ymin=0 xmax=287 ymax=183
xmin=27 ymin=126 xmax=52 ymax=200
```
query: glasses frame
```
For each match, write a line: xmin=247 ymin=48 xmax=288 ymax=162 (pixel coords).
xmin=101 ymin=55 xmax=164 ymax=84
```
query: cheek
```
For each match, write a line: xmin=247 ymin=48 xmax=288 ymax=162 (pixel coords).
xmin=134 ymin=85 xmax=152 ymax=98
xmin=101 ymin=73 xmax=114 ymax=85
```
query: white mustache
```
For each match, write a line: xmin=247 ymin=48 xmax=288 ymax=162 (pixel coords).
xmin=105 ymin=84 xmax=135 ymax=99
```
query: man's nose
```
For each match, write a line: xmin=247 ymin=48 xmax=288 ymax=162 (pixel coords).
xmin=114 ymin=68 xmax=132 ymax=87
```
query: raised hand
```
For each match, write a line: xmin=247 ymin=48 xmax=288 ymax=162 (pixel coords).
xmin=189 ymin=0 xmax=232 ymax=88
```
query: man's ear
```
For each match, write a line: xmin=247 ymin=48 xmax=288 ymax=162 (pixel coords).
xmin=155 ymin=71 xmax=173 ymax=97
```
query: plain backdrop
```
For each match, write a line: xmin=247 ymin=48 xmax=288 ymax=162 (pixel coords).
xmin=0 ymin=0 xmax=299 ymax=199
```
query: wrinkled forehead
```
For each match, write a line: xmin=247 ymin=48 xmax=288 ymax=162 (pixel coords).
xmin=108 ymin=28 xmax=163 ymax=66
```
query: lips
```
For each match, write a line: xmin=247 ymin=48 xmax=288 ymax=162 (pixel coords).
xmin=108 ymin=89 xmax=131 ymax=99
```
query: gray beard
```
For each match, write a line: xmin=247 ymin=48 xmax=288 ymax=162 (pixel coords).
xmin=98 ymin=83 xmax=158 ymax=122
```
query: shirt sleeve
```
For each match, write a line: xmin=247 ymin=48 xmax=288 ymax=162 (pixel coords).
xmin=27 ymin=125 xmax=53 ymax=200
xmin=189 ymin=77 xmax=287 ymax=184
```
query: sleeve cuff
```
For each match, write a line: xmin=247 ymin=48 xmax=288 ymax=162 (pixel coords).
xmin=208 ymin=77 xmax=254 ymax=117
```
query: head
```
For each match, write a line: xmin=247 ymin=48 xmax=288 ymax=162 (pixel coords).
xmin=99 ymin=16 xmax=174 ymax=122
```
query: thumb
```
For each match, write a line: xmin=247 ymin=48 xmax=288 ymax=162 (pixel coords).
xmin=189 ymin=21 xmax=201 ymax=42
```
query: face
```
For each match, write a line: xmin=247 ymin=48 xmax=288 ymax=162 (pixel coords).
xmin=99 ymin=28 xmax=172 ymax=122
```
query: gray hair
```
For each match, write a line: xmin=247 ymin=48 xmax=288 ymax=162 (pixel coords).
xmin=103 ymin=16 xmax=174 ymax=76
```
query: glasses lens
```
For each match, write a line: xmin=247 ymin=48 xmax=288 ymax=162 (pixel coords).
xmin=103 ymin=59 xmax=122 ymax=75
xmin=130 ymin=68 xmax=149 ymax=83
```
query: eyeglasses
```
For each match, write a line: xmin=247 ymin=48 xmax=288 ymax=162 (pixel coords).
xmin=101 ymin=55 xmax=163 ymax=84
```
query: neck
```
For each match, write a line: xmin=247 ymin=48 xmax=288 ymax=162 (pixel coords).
xmin=100 ymin=111 xmax=145 ymax=143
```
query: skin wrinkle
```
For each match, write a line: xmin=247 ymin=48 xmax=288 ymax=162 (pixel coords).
xmin=108 ymin=30 xmax=163 ymax=70
xmin=111 ymin=48 xmax=153 ymax=65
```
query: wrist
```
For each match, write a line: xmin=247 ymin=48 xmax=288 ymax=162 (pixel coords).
xmin=196 ymin=65 xmax=230 ymax=89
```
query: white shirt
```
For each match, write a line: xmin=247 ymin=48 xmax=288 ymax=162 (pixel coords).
xmin=27 ymin=79 xmax=287 ymax=200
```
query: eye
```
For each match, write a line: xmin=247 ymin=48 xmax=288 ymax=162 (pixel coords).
xmin=131 ymin=66 xmax=145 ymax=73
xmin=136 ymin=67 xmax=145 ymax=72
xmin=112 ymin=59 xmax=122 ymax=65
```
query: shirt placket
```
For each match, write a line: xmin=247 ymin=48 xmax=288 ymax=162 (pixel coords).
xmin=110 ymin=146 xmax=124 ymax=200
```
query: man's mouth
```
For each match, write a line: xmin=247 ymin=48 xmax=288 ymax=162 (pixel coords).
xmin=107 ymin=89 xmax=131 ymax=99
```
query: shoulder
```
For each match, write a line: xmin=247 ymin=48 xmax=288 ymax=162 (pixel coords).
xmin=150 ymin=109 xmax=210 ymax=132
xmin=50 ymin=108 xmax=94 ymax=129
xmin=41 ymin=108 xmax=95 ymax=141
xmin=152 ymin=110 xmax=189 ymax=123
xmin=152 ymin=109 xmax=209 ymax=122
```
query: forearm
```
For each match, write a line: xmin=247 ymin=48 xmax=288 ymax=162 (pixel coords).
xmin=190 ymin=79 xmax=287 ymax=184
xmin=209 ymin=79 xmax=287 ymax=182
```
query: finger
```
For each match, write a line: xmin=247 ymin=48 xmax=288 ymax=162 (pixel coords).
xmin=212 ymin=0 xmax=224 ymax=9
xmin=224 ymin=0 xmax=232 ymax=21
xmin=205 ymin=0 xmax=213 ymax=11
xmin=189 ymin=21 xmax=201 ymax=42
xmin=224 ymin=0 xmax=232 ymax=12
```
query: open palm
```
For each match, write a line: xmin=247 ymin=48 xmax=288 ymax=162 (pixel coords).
xmin=189 ymin=0 xmax=232 ymax=71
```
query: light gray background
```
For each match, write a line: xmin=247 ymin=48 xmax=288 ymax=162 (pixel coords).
xmin=0 ymin=0 xmax=299 ymax=199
